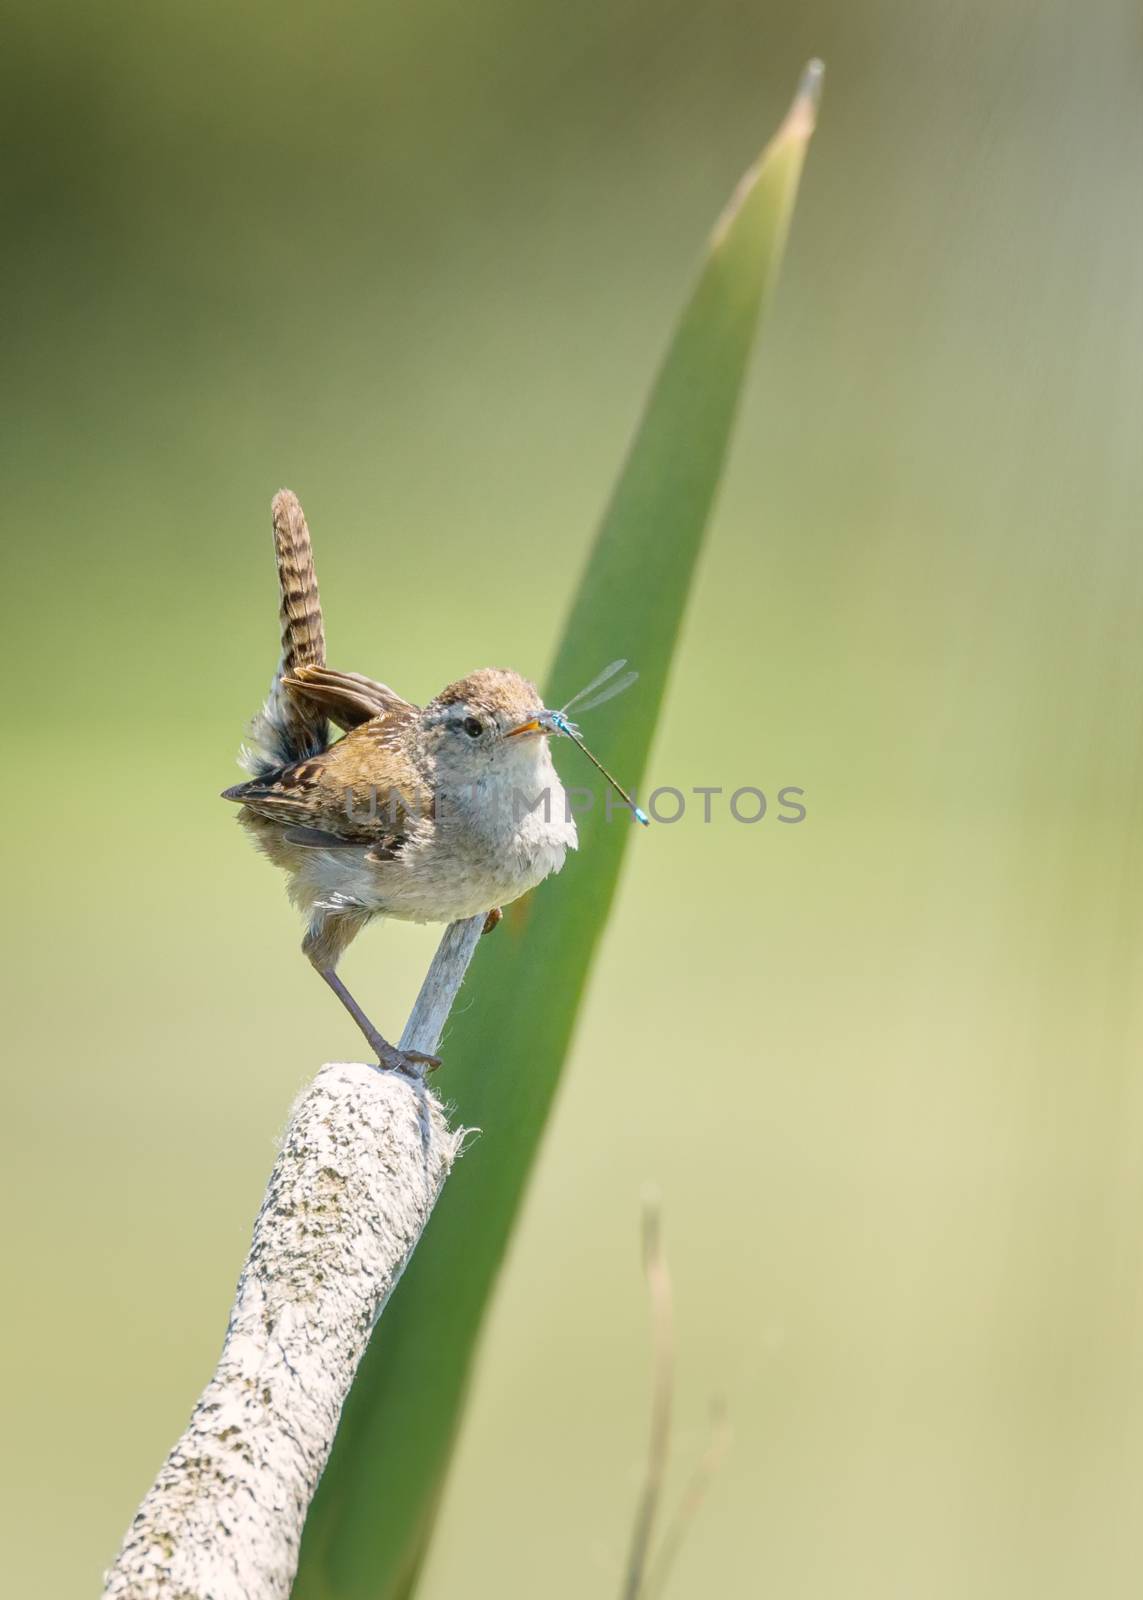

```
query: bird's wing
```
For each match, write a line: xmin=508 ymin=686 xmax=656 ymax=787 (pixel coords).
xmin=281 ymin=665 xmax=416 ymax=731
xmin=221 ymin=702 xmax=426 ymax=850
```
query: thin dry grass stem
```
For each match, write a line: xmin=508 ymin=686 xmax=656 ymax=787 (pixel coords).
xmin=643 ymin=1401 xmax=733 ymax=1600
xmin=619 ymin=1200 xmax=675 ymax=1600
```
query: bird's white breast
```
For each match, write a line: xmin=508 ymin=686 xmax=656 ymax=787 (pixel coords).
xmin=297 ymin=740 xmax=577 ymax=925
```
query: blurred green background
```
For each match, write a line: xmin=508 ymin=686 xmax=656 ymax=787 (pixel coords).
xmin=4 ymin=1 xmax=1142 ymax=1595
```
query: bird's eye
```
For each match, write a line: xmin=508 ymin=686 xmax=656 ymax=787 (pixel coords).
xmin=462 ymin=716 xmax=484 ymax=738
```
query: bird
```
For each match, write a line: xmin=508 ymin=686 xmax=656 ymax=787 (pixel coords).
xmin=223 ymin=490 xmax=577 ymax=1076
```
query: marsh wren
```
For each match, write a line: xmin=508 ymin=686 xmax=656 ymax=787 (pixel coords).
xmin=223 ymin=491 xmax=578 ymax=1076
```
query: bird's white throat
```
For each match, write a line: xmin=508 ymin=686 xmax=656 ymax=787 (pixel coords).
xmin=438 ymin=735 xmax=576 ymax=855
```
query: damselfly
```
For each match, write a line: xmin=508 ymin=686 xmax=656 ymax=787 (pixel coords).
xmin=544 ymin=659 xmax=649 ymax=825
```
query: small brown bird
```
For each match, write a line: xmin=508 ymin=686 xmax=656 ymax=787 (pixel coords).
xmin=223 ymin=491 xmax=577 ymax=1074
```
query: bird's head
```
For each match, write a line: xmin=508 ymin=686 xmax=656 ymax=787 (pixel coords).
xmin=422 ymin=668 xmax=555 ymax=791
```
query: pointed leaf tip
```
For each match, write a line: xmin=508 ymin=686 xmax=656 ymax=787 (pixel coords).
xmin=711 ymin=61 xmax=823 ymax=246
xmin=779 ymin=58 xmax=825 ymax=144
xmin=799 ymin=58 xmax=825 ymax=115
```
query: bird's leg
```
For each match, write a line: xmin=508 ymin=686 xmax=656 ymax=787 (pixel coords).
xmin=304 ymin=912 xmax=440 ymax=1077
xmin=316 ymin=967 xmax=441 ymax=1077
xmin=482 ymin=906 xmax=502 ymax=936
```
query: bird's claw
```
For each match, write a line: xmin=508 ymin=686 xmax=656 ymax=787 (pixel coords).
xmin=375 ymin=1041 xmax=442 ymax=1078
xmin=403 ymin=1047 xmax=443 ymax=1073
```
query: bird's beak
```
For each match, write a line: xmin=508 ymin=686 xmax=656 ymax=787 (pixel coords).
xmin=504 ymin=718 xmax=544 ymax=739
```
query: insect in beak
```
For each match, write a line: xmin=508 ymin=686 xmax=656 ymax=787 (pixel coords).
xmin=541 ymin=688 xmax=650 ymax=827
xmin=506 ymin=661 xmax=649 ymax=825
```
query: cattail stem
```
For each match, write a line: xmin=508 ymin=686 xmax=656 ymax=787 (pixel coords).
xmin=102 ymin=913 xmax=486 ymax=1600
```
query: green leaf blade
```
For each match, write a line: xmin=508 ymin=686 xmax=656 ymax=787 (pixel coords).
xmin=294 ymin=62 xmax=820 ymax=1600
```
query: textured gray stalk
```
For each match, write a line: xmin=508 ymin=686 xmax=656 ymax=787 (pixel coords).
xmin=103 ymin=912 xmax=487 ymax=1600
xmin=399 ymin=913 xmax=485 ymax=1054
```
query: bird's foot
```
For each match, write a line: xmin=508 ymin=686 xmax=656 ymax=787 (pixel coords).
xmin=482 ymin=906 xmax=503 ymax=936
xmin=373 ymin=1038 xmax=442 ymax=1079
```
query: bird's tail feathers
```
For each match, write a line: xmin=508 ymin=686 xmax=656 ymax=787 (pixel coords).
xmin=240 ymin=490 xmax=330 ymax=777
